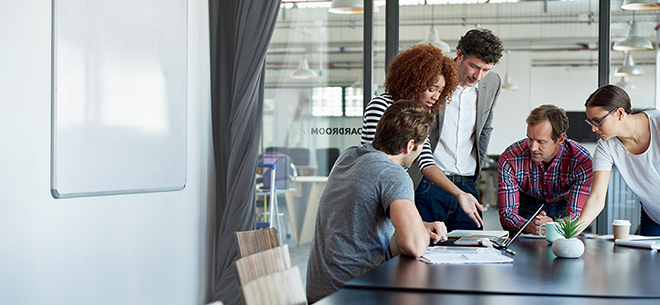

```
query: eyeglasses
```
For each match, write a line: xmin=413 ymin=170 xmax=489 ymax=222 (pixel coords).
xmin=585 ymin=107 xmax=619 ymax=127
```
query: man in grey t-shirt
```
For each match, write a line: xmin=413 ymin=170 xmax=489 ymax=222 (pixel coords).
xmin=306 ymin=101 xmax=448 ymax=303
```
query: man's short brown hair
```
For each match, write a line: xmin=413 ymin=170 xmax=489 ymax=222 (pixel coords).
xmin=457 ymin=28 xmax=503 ymax=65
xmin=372 ymin=100 xmax=435 ymax=155
xmin=526 ymin=104 xmax=569 ymax=142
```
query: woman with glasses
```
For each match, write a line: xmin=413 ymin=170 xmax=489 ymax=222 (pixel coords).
xmin=577 ymin=84 xmax=660 ymax=235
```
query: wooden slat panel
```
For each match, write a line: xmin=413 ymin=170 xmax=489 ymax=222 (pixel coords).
xmin=241 ymin=266 xmax=306 ymax=305
xmin=234 ymin=228 xmax=279 ymax=258
xmin=235 ymin=245 xmax=292 ymax=285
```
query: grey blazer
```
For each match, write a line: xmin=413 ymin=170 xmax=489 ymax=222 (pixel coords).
xmin=409 ymin=71 xmax=502 ymax=189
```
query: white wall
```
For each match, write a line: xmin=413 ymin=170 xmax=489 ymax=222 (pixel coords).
xmin=0 ymin=1 xmax=212 ymax=305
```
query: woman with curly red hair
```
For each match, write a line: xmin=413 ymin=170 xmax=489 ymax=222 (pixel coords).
xmin=361 ymin=43 xmax=458 ymax=145
xmin=360 ymin=44 xmax=474 ymax=229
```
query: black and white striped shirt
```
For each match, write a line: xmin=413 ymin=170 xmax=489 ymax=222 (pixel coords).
xmin=360 ymin=93 xmax=437 ymax=171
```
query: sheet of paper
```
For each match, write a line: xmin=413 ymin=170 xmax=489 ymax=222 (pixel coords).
xmin=519 ymin=233 xmax=545 ymax=239
xmin=418 ymin=246 xmax=513 ymax=264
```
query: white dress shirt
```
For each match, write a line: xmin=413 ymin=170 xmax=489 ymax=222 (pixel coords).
xmin=433 ymin=84 xmax=478 ymax=176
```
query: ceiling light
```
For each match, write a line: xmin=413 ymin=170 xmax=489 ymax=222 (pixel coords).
xmin=621 ymin=0 xmax=660 ymax=10
xmin=613 ymin=20 xmax=654 ymax=51
xmin=615 ymin=51 xmax=644 ymax=76
xmin=502 ymin=74 xmax=518 ymax=91
xmin=290 ymin=58 xmax=317 ymax=79
xmin=502 ymin=50 xmax=518 ymax=91
xmin=328 ymin=0 xmax=379 ymax=14
xmin=417 ymin=4 xmax=450 ymax=53
xmin=419 ymin=25 xmax=451 ymax=53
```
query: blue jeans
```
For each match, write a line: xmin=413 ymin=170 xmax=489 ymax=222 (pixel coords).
xmin=640 ymin=207 xmax=660 ymax=236
xmin=414 ymin=177 xmax=482 ymax=231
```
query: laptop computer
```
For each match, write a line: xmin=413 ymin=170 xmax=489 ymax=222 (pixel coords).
xmin=491 ymin=203 xmax=545 ymax=249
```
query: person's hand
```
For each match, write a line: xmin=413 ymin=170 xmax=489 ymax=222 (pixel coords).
xmin=424 ymin=221 xmax=448 ymax=244
xmin=524 ymin=211 xmax=553 ymax=235
xmin=456 ymin=192 xmax=484 ymax=228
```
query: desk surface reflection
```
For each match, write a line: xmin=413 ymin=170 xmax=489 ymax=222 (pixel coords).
xmin=344 ymin=238 xmax=660 ymax=298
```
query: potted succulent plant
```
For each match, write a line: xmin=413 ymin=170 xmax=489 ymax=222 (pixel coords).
xmin=551 ymin=217 xmax=585 ymax=258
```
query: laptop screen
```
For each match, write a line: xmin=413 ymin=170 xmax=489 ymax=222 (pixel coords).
xmin=498 ymin=203 xmax=545 ymax=248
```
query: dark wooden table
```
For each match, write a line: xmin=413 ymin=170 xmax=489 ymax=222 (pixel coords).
xmin=343 ymin=237 xmax=660 ymax=298
xmin=315 ymin=288 xmax=660 ymax=305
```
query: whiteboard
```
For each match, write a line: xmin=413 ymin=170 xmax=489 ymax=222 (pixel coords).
xmin=51 ymin=0 xmax=188 ymax=198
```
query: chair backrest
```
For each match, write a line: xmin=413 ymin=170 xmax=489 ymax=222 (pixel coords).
xmin=235 ymin=245 xmax=292 ymax=285
xmin=259 ymin=154 xmax=293 ymax=189
xmin=240 ymin=266 xmax=306 ymax=305
xmin=265 ymin=147 xmax=310 ymax=166
xmin=234 ymin=228 xmax=279 ymax=258
xmin=316 ymin=147 xmax=340 ymax=177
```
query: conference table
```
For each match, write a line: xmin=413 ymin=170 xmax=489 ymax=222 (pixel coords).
xmin=317 ymin=237 xmax=660 ymax=304
xmin=314 ymin=288 xmax=660 ymax=305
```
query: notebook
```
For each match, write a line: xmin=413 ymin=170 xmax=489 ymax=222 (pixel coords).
xmin=491 ymin=203 xmax=545 ymax=249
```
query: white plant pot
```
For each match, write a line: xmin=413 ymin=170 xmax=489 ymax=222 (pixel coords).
xmin=552 ymin=237 xmax=585 ymax=258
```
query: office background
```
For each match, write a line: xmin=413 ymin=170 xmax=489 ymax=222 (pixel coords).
xmin=1 ymin=0 xmax=659 ymax=304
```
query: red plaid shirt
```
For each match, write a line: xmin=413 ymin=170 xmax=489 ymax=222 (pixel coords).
xmin=498 ymin=139 xmax=593 ymax=232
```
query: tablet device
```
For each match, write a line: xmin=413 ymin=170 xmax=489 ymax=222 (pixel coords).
xmin=492 ymin=203 xmax=545 ymax=249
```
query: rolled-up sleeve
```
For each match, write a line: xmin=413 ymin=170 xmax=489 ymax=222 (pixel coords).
xmin=497 ymin=153 xmax=526 ymax=232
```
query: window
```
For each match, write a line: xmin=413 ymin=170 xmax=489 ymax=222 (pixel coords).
xmin=311 ymin=87 xmax=364 ymax=117
xmin=311 ymin=87 xmax=342 ymax=117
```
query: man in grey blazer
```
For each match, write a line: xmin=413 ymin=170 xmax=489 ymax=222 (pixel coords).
xmin=409 ymin=28 xmax=503 ymax=232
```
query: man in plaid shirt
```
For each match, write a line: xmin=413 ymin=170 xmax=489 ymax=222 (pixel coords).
xmin=498 ymin=105 xmax=593 ymax=235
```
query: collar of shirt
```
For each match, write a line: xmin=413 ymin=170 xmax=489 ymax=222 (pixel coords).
xmin=451 ymin=82 xmax=479 ymax=102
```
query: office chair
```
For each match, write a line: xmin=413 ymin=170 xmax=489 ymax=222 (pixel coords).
xmin=234 ymin=245 xmax=292 ymax=285
xmin=240 ymin=266 xmax=306 ymax=305
xmin=234 ymin=228 xmax=280 ymax=258
xmin=316 ymin=147 xmax=340 ymax=177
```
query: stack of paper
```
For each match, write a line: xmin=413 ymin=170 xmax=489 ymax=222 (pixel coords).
xmin=417 ymin=246 xmax=513 ymax=264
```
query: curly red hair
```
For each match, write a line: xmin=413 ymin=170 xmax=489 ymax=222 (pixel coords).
xmin=385 ymin=44 xmax=458 ymax=112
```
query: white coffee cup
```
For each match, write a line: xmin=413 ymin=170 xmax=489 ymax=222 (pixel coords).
xmin=612 ymin=219 xmax=631 ymax=240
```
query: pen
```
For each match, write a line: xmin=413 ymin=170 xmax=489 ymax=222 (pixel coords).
xmin=505 ymin=248 xmax=516 ymax=255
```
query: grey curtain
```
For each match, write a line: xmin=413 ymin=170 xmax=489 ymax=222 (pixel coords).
xmin=209 ymin=1 xmax=281 ymax=304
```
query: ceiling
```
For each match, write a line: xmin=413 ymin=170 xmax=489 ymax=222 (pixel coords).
xmin=266 ymin=0 xmax=659 ymax=87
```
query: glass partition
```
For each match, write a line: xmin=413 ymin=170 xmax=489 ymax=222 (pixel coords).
xmin=263 ymin=0 xmax=658 ymax=247
xmin=263 ymin=2 xmax=381 ymax=248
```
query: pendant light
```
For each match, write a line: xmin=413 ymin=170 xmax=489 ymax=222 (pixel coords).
xmin=328 ymin=0 xmax=379 ymax=14
xmin=290 ymin=58 xmax=317 ymax=79
xmin=501 ymin=50 xmax=518 ymax=91
xmin=417 ymin=3 xmax=450 ymax=53
xmin=621 ymin=0 xmax=660 ymax=10
xmin=615 ymin=51 xmax=644 ymax=76
xmin=613 ymin=17 xmax=654 ymax=51
xmin=290 ymin=29 xmax=317 ymax=79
